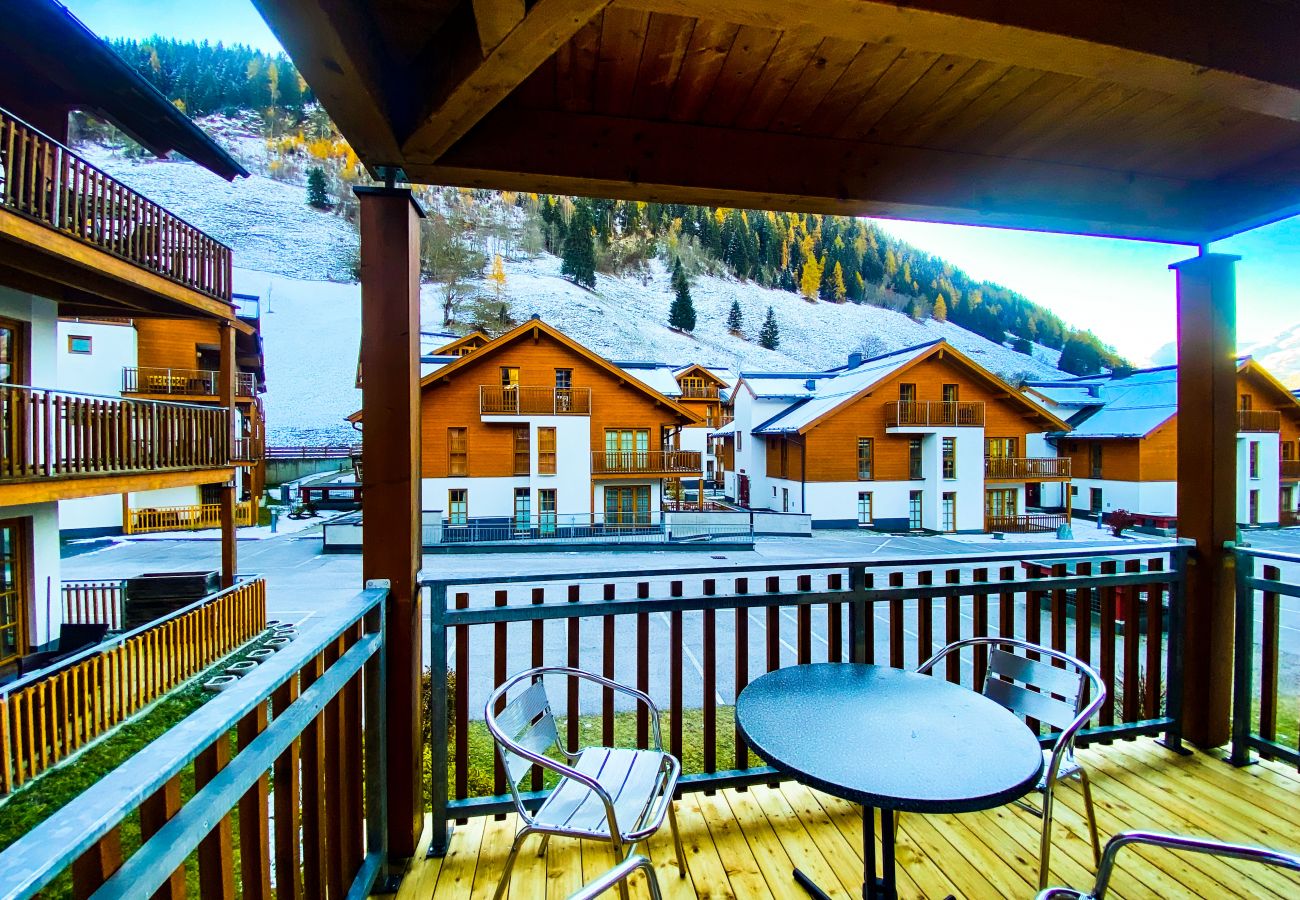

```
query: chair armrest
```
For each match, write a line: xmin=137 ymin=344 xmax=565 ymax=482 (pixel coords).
xmin=538 ymin=666 xmax=667 ymax=752
xmin=568 ymin=855 xmax=662 ymax=900
xmin=490 ymin=731 xmax=622 ymax=834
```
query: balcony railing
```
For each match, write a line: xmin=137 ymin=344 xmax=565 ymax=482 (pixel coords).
xmin=591 ymin=448 xmax=703 ymax=475
xmin=0 ymin=107 xmax=233 ymax=302
xmin=984 ymin=456 xmax=1072 ymax=480
xmin=479 ymin=384 xmax=592 ymax=415
xmin=1237 ymin=409 xmax=1281 ymax=432
xmin=61 ymin=579 xmax=126 ymax=630
xmin=679 ymin=385 xmax=719 ymax=398
xmin=1231 ymin=547 xmax=1299 ymax=768
xmin=986 ymin=512 xmax=1069 ymax=533
xmin=1283 ymin=508 xmax=1299 ymax=527
xmin=1281 ymin=458 xmax=1300 ymax=479
xmin=123 ymin=366 xmax=256 ymax=397
xmin=124 ymin=501 xmax=256 ymax=534
xmin=1 ymin=384 xmax=232 ymax=483
xmin=886 ymin=400 xmax=985 ymax=427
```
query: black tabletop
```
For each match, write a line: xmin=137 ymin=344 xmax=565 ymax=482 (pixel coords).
xmin=736 ymin=663 xmax=1044 ymax=813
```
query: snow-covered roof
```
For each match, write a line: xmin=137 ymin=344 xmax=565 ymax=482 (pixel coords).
xmin=609 ymin=360 xmax=738 ymax=399
xmin=420 ymin=355 xmax=458 ymax=379
xmin=1036 ymin=367 xmax=1178 ymax=438
xmin=753 ymin=342 xmax=941 ymax=434
xmin=711 ymin=419 xmax=738 ymax=436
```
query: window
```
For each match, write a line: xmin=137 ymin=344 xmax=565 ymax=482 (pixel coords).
xmin=779 ymin=439 xmax=789 ymax=478
xmin=1090 ymin=487 xmax=1103 ymax=514
xmin=985 ymin=437 xmax=1019 ymax=458
xmin=501 ymin=366 xmax=520 ymax=388
xmin=736 ymin=431 xmax=742 ymax=452
xmin=1249 ymin=489 xmax=1260 ymax=525
xmin=67 ymin=334 xmax=93 ymax=355
xmin=554 ymin=368 xmax=572 ymax=390
xmin=448 ymin=427 xmax=468 ymax=476
xmin=1249 ymin=441 xmax=1260 ymax=479
xmin=513 ymin=426 xmax=530 ymax=475
xmin=0 ymin=317 xmax=26 ymax=384
xmin=942 ymin=437 xmax=957 ymax=479
xmin=899 ymin=383 xmax=917 ymax=404
xmin=942 ymin=492 xmax=956 ymax=532
xmin=909 ymin=439 xmax=923 ymax=480
xmin=1283 ymin=441 xmax=1296 ymax=461
xmin=1240 ymin=393 xmax=1252 ymax=411
xmin=908 ymin=491 xmax=923 ymax=529
xmin=448 ymin=489 xmax=468 ymax=525
xmin=985 ymin=488 xmax=1018 ymax=519
xmin=857 ymin=492 xmax=873 ymax=526
xmin=605 ymin=428 xmax=650 ymax=469
xmin=539 ymin=488 xmax=557 ymax=536
xmin=1089 ymin=444 xmax=1103 ymax=478
xmin=942 ymin=384 xmax=959 ymax=404
xmin=706 ymin=407 xmax=713 ymax=428
xmin=605 ymin=485 xmax=651 ymax=525
xmin=514 ymin=488 xmax=531 ymax=531
xmin=0 ymin=519 xmax=29 ymax=665
xmin=538 ymin=427 xmax=557 ymax=474
xmin=782 ymin=487 xmax=790 ymax=512
xmin=857 ymin=438 xmax=874 ymax=480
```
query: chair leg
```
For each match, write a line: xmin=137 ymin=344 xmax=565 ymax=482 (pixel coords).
xmin=492 ymin=826 xmax=533 ymax=900
xmin=1037 ymin=787 xmax=1055 ymax=891
xmin=1078 ymin=769 xmax=1102 ymax=867
xmin=668 ymin=799 xmax=688 ymax=877
xmin=610 ymin=834 xmax=631 ymax=900
xmin=536 ymin=834 xmax=550 ymax=859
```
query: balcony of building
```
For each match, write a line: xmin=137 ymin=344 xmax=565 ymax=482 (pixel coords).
xmin=591 ymin=449 xmax=703 ymax=476
xmin=479 ymin=385 xmax=592 ymax=416
xmin=986 ymin=512 xmax=1071 ymax=533
xmin=0 ymin=107 xmax=235 ymax=319
xmin=678 ymin=384 xmax=720 ymax=399
xmin=1237 ymin=409 xmax=1282 ymax=432
xmin=1281 ymin=459 xmax=1300 ymax=481
xmin=122 ymin=366 xmax=257 ymax=400
xmin=985 ymin=457 xmax=1073 ymax=481
xmin=886 ymin=400 xmax=985 ymax=430
xmin=0 ymin=384 xmax=233 ymax=503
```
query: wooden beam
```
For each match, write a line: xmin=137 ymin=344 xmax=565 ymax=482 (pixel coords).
xmin=425 ymin=106 xmax=1213 ymax=242
xmin=400 ymin=0 xmax=612 ymax=164
xmin=219 ymin=321 xmax=238 ymax=589
xmin=473 ymin=0 xmax=527 ymax=55
xmin=1173 ymin=252 xmax=1238 ymax=748
xmin=0 ymin=468 xmax=235 ymax=506
xmin=617 ymin=0 xmax=1300 ymax=122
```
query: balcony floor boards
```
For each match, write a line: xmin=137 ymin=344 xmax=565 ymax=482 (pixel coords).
xmin=389 ymin=739 xmax=1300 ymax=899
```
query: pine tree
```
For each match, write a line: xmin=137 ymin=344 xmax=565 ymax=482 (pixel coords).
xmin=726 ymin=299 xmax=744 ymax=335
xmin=561 ymin=203 xmax=596 ymax=288
xmin=306 ymin=167 xmax=330 ymax=209
xmin=668 ymin=258 xmax=697 ymax=331
xmin=831 ymin=261 xmax=847 ymax=303
xmin=758 ymin=306 xmax=780 ymax=350
xmin=933 ymin=293 xmax=948 ymax=322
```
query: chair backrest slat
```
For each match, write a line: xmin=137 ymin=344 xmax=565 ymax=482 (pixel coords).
xmin=987 ymin=648 xmax=1083 ymax=703
xmin=984 ymin=677 xmax=1079 ymax=732
xmin=495 ymin=680 xmax=558 ymax=787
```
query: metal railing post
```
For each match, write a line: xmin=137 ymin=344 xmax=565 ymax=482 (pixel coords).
xmin=1229 ymin=546 xmax=1255 ymax=766
xmin=427 ymin=581 xmax=451 ymax=857
xmin=1158 ymin=544 xmax=1190 ymax=754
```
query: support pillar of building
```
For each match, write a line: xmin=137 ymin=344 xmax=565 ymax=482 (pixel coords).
xmin=218 ymin=320 xmax=238 ymax=589
xmin=356 ymin=185 xmax=425 ymax=859
xmin=1173 ymin=251 xmax=1240 ymax=747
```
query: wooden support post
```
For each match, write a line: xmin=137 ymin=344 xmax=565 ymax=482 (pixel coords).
xmin=218 ymin=320 xmax=237 ymax=588
xmin=1173 ymin=252 xmax=1239 ymax=747
xmin=356 ymin=185 xmax=424 ymax=859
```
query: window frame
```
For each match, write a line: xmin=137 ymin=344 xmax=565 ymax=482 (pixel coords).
xmin=857 ymin=491 xmax=873 ymax=526
xmin=67 ymin=334 xmax=93 ymax=355
xmin=1249 ymin=441 xmax=1260 ymax=479
xmin=538 ymin=426 xmax=557 ymax=475
xmin=0 ymin=517 xmax=31 ymax=665
xmin=857 ymin=437 xmax=874 ymax=480
xmin=0 ymin=316 xmax=29 ymax=385
xmin=942 ymin=383 xmax=959 ymax=404
xmin=448 ymin=427 xmax=468 ymax=476
xmin=942 ymin=437 xmax=957 ymax=479
xmin=448 ymin=489 xmax=468 ymax=525
xmin=908 ymin=439 xmax=923 ymax=480
xmin=513 ymin=426 xmax=531 ymax=476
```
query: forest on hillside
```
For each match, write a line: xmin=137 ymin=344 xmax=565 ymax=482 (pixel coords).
xmin=104 ymin=38 xmax=1122 ymax=376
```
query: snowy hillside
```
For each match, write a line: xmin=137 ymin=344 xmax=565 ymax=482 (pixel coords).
xmin=86 ymin=150 xmax=1073 ymax=445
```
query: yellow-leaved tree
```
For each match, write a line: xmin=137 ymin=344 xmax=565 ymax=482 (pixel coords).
xmin=933 ymin=293 xmax=948 ymax=321
xmin=799 ymin=256 xmax=822 ymax=301
xmin=831 ymin=261 xmax=847 ymax=303
xmin=488 ymin=254 xmax=507 ymax=299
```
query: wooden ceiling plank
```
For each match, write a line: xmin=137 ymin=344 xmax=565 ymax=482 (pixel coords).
xmin=554 ymin=14 xmax=604 ymax=113
xmin=698 ymin=25 xmax=782 ymax=127
xmin=1082 ymin=94 xmax=1203 ymax=169
xmin=628 ymin=14 xmax=697 ymax=121
xmin=613 ymin=0 xmax=1300 ymax=122
xmin=472 ymin=0 xmax=527 ymax=55
xmin=767 ymin=36 xmax=863 ymax=133
xmin=400 ymin=0 xmax=613 ymax=164
xmin=1153 ymin=113 xmax=1300 ymax=182
xmin=921 ymin=65 xmax=1043 ymax=150
xmin=732 ymin=27 xmax=827 ymax=131
xmin=862 ymin=53 xmax=981 ymax=146
xmin=1004 ymin=81 xmax=1143 ymax=162
xmin=801 ymin=42 xmax=903 ymax=137
xmin=983 ymin=78 xmax=1114 ymax=158
xmin=1045 ymin=88 xmax=1171 ymax=167
xmin=426 ymin=105 xmax=1212 ymax=241
xmin=665 ymin=20 xmax=740 ymax=122
xmin=594 ymin=6 xmax=651 ymax=115
xmin=900 ymin=58 xmax=1010 ymax=148
xmin=832 ymin=48 xmax=941 ymax=142
xmin=935 ymin=71 xmax=1079 ymax=152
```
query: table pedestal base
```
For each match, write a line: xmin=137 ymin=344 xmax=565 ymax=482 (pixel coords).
xmin=792 ymin=805 xmax=897 ymax=900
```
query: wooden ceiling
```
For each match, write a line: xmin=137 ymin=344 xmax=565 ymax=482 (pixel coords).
xmin=254 ymin=0 xmax=1300 ymax=243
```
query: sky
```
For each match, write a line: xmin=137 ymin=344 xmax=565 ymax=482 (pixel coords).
xmin=64 ymin=0 xmax=1300 ymax=366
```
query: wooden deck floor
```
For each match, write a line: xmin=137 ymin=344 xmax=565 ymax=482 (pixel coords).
xmin=390 ymin=739 xmax=1300 ymax=899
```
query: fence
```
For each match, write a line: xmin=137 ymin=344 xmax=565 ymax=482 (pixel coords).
xmin=0 ymin=384 xmax=231 ymax=481
xmin=885 ymin=400 xmax=985 ymax=427
xmin=125 ymin=501 xmax=255 ymax=535
xmin=987 ymin=513 xmax=1069 ymax=533
xmin=1231 ymin=546 xmax=1300 ymax=769
xmin=984 ymin=457 xmax=1072 ymax=480
xmin=479 ymin=385 xmax=592 ymax=415
xmin=423 ymin=543 xmax=1187 ymax=853
xmin=62 ymin=579 xmax=126 ymax=630
xmin=0 ymin=584 xmax=386 ymax=900
xmin=591 ymin=449 xmax=702 ymax=475
xmin=0 ymin=107 xmax=232 ymax=301
xmin=0 ymin=578 xmax=267 ymax=796
xmin=123 ymin=366 xmax=256 ymax=397
xmin=1237 ymin=409 xmax=1281 ymax=432
xmin=266 ymin=445 xmax=360 ymax=460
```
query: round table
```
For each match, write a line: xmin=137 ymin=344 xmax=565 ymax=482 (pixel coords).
xmin=736 ymin=662 xmax=1044 ymax=900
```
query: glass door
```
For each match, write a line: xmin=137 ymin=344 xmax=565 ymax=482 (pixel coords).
xmin=539 ymin=489 xmax=557 ymax=536
xmin=942 ymin=492 xmax=956 ymax=532
xmin=604 ymin=485 xmax=651 ymax=525
xmin=908 ymin=491 xmax=923 ymax=529
xmin=513 ymin=488 xmax=531 ymax=533
xmin=0 ymin=519 xmax=29 ymax=666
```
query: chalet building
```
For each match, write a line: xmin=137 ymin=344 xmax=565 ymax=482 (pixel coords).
xmin=720 ymin=340 xmax=1072 ymax=531
xmin=353 ymin=318 xmax=703 ymax=530
xmin=1026 ymin=358 xmax=1300 ymax=527
xmin=0 ymin=2 xmax=248 ymax=669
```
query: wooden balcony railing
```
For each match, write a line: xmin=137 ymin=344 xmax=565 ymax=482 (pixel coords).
xmin=1281 ymin=508 xmax=1299 ymax=528
xmin=679 ymin=385 xmax=719 ymax=399
xmin=61 ymin=579 xmax=126 ymax=630
xmin=984 ymin=456 xmax=1072 ymax=480
xmin=985 ymin=512 xmax=1069 ymax=533
xmin=1237 ymin=409 xmax=1281 ymax=432
xmin=123 ymin=366 xmax=256 ymax=397
xmin=1230 ymin=547 xmax=1299 ymax=768
xmin=886 ymin=400 xmax=985 ymax=427
xmin=479 ymin=385 xmax=592 ymax=415
xmin=591 ymin=449 xmax=703 ymax=475
xmin=125 ymin=501 xmax=255 ymax=535
xmin=0 ymin=107 xmax=233 ymax=302
xmin=0 ymin=384 xmax=232 ymax=482
xmin=1280 ymin=459 xmax=1300 ymax=480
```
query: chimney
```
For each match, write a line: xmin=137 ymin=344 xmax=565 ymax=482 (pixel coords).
xmin=1087 ymin=384 xmax=1101 ymax=398
xmin=847 ymin=351 xmax=864 ymax=368
xmin=804 ymin=378 xmax=817 ymax=391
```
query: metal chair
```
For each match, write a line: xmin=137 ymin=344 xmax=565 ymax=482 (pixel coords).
xmin=915 ymin=637 xmax=1106 ymax=889
xmin=568 ymin=855 xmax=663 ymax=900
xmin=1036 ymin=830 xmax=1300 ymax=898
xmin=485 ymin=666 xmax=687 ymax=900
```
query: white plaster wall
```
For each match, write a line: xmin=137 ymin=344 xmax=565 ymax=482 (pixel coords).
xmin=1138 ymin=482 xmax=1178 ymax=518
xmin=423 ymin=476 xmax=530 ymax=519
xmin=55 ymin=320 xmax=136 ymax=395
xmin=803 ymin=479 xmax=922 ymax=526
xmin=1070 ymin=479 xmax=1152 ymax=517
xmin=1238 ymin=433 xmax=1280 ymax=524
xmin=0 ymin=285 xmax=58 ymax=386
xmin=58 ymin=494 xmax=125 ymax=531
